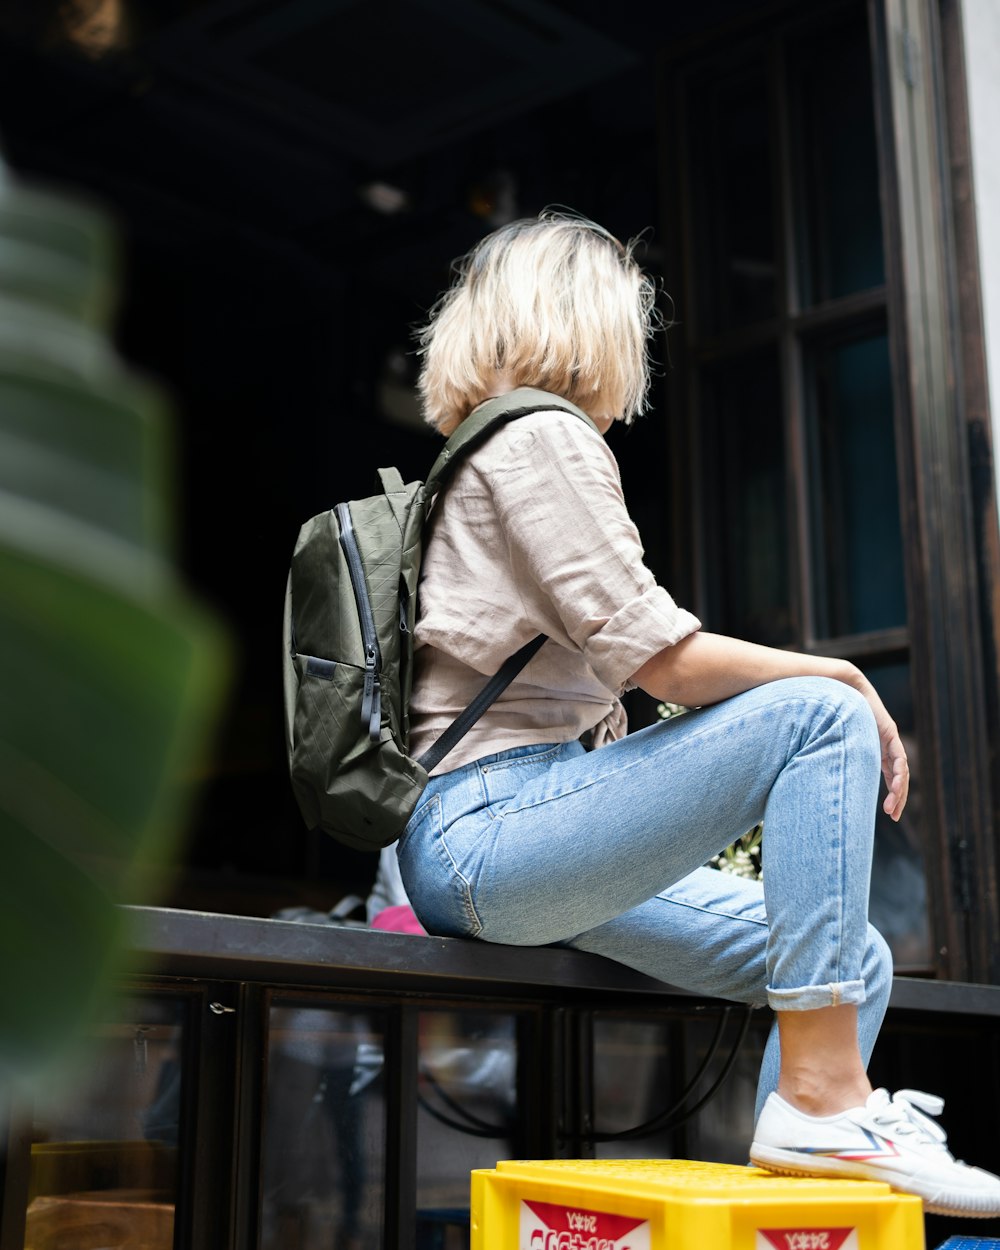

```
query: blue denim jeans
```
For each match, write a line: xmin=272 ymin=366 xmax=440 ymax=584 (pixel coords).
xmin=398 ymin=676 xmax=893 ymax=1118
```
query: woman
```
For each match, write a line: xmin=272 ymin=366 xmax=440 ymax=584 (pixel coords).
xmin=399 ymin=210 xmax=1000 ymax=1216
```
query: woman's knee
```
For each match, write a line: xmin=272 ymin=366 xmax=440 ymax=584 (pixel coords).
xmin=791 ymin=676 xmax=880 ymax=766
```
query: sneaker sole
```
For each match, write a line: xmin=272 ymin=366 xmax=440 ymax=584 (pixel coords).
xmin=749 ymin=1145 xmax=1000 ymax=1218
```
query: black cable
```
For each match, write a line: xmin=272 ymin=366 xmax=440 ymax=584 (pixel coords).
xmin=590 ymin=1005 xmax=753 ymax=1143
xmin=651 ymin=1005 xmax=753 ymax=1133
xmin=590 ymin=1007 xmax=729 ymax=1142
xmin=406 ymin=1005 xmax=755 ymax=1144
xmin=416 ymin=1090 xmax=512 ymax=1139
xmin=416 ymin=1064 xmax=513 ymax=1138
xmin=416 ymin=1094 xmax=508 ymax=1139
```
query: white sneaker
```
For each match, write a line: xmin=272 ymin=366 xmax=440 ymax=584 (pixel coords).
xmin=750 ymin=1088 xmax=1000 ymax=1217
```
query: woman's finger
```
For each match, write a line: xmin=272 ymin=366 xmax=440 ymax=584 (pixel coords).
xmin=881 ymin=735 xmax=909 ymax=820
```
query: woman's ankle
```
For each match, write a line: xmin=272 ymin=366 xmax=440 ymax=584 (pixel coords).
xmin=776 ymin=1074 xmax=873 ymax=1118
xmin=774 ymin=1003 xmax=872 ymax=1116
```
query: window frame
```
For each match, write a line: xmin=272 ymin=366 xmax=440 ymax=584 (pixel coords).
xmin=660 ymin=0 xmax=1000 ymax=980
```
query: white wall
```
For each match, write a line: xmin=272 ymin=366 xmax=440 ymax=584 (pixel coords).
xmin=961 ymin=0 xmax=1000 ymax=486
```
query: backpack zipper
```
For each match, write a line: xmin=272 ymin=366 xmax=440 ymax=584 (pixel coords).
xmin=335 ymin=502 xmax=382 ymax=743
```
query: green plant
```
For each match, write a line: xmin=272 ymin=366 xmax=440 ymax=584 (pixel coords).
xmin=0 ymin=160 xmax=228 ymax=1083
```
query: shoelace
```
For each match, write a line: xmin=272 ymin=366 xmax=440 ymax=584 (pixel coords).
xmin=869 ymin=1088 xmax=951 ymax=1155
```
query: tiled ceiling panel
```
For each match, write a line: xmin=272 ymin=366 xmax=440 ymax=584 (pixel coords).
xmin=144 ymin=0 xmax=637 ymax=164
xmin=247 ymin=2 xmax=519 ymax=124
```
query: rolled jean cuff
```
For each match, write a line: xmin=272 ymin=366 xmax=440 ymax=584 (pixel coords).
xmin=767 ymin=979 xmax=866 ymax=1011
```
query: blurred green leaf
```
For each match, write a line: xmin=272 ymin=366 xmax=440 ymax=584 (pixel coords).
xmin=0 ymin=368 xmax=170 ymax=549
xmin=0 ymin=164 xmax=228 ymax=1083
xmin=0 ymin=811 xmax=123 ymax=1076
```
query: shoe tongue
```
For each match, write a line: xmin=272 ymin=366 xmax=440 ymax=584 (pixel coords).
xmin=896 ymin=1088 xmax=945 ymax=1117
xmin=866 ymin=1088 xmax=892 ymax=1112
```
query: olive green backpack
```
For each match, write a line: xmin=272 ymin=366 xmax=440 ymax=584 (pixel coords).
xmin=282 ymin=388 xmax=597 ymax=851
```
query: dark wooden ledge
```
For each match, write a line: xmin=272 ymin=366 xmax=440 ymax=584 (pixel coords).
xmin=122 ymin=906 xmax=1000 ymax=1017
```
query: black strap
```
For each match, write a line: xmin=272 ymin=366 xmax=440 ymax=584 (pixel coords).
xmin=416 ymin=634 xmax=547 ymax=774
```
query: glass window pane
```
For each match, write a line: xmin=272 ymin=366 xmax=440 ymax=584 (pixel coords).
xmin=688 ymin=67 xmax=776 ymax=334
xmin=592 ymin=1018 xmax=681 ymax=1160
xmin=699 ymin=349 xmax=794 ymax=645
xmin=863 ymin=659 xmax=932 ymax=970
xmin=263 ymin=1006 xmax=386 ymax=1250
xmin=416 ymin=1011 xmax=520 ymax=1247
xmin=592 ymin=1013 xmax=770 ymax=1165
xmin=790 ymin=8 xmax=885 ymax=304
xmin=806 ymin=331 xmax=906 ymax=638
xmin=23 ymin=996 xmax=184 ymax=1250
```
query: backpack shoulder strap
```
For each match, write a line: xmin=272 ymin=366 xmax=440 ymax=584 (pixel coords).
xmin=414 ymin=390 xmax=599 ymax=774
xmin=424 ymin=387 xmax=599 ymax=499
xmin=415 ymin=633 xmax=547 ymax=774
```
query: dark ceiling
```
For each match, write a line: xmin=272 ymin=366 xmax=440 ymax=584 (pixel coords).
xmin=0 ymin=0 xmax=757 ymax=289
xmin=0 ymin=0 xmax=766 ymax=899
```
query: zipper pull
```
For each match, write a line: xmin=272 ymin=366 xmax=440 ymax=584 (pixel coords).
xmin=399 ymin=581 xmax=410 ymax=634
xmin=369 ymin=673 xmax=381 ymax=741
xmin=361 ymin=646 xmax=381 ymax=742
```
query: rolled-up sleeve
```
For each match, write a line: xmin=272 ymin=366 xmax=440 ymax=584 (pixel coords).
xmin=486 ymin=412 xmax=701 ymax=693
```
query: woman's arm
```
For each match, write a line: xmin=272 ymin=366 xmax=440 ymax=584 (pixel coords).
xmin=632 ymin=631 xmax=909 ymax=822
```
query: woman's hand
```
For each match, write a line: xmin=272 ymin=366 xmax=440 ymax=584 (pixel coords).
xmin=848 ymin=669 xmax=910 ymax=822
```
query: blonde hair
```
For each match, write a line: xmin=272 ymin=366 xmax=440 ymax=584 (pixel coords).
xmin=416 ymin=211 xmax=658 ymax=435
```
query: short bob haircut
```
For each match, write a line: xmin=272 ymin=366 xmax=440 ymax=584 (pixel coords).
xmin=416 ymin=211 xmax=658 ymax=435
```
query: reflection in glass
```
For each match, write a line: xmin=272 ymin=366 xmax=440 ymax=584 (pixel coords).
xmin=592 ymin=1013 xmax=770 ymax=1165
xmin=806 ymin=332 xmax=906 ymax=638
xmin=790 ymin=8 xmax=885 ymax=304
xmin=416 ymin=1011 xmax=519 ymax=1246
xmin=864 ymin=660 xmax=932 ymax=970
xmin=699 ymin=350 xmax=793 ymax=646
xmin=263 ymin=1006 xmax=385 ymax=1250
xmin=592 ymin=1018 xmax=679 ymax=1160
xmin=688 ymin=67 xmax=776 ymax=334
xmin=23 ymin=996 xmax=183 ymax=1250
xmin=0 ymin=0 xmax=130 ymax=58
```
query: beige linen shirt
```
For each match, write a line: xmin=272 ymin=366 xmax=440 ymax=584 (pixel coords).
xmin=409 ymin=408 xmax=701 ymax=773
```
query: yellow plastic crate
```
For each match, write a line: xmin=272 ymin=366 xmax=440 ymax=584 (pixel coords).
xmin=471 ymin=1158 xmax=925 ymax=1250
